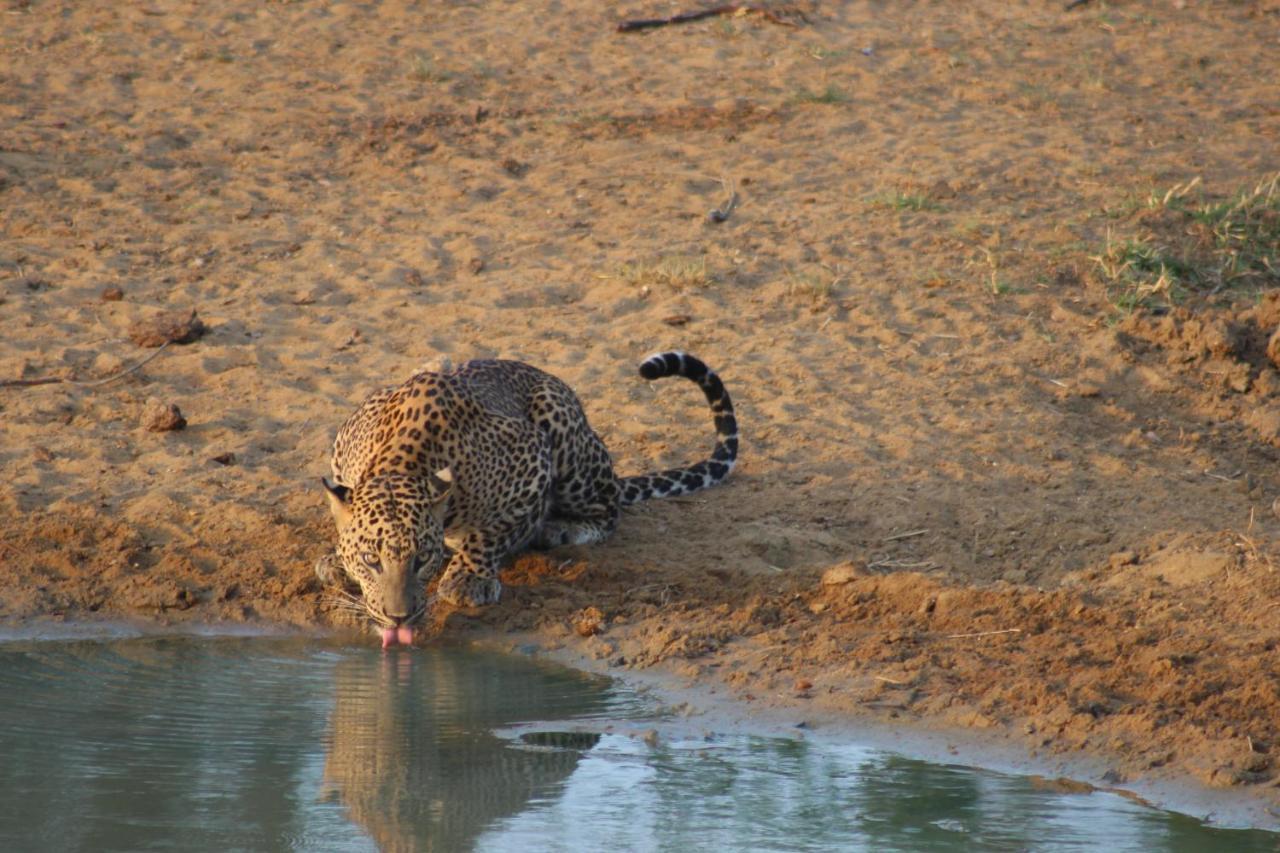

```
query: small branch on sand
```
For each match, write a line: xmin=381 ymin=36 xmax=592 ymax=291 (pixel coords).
xmin=867 ymin=558 xmax=937 ymax=571
xmin=618 ymin=5 xmax=805 ymax=33
xmin=873 ymin=675 xmax=909 ymax=685
xmin=883 ymin=528 xmax=929 ymax=542
xmin=946 ymin=628 xmax=1022 ymax=640
xmin=0 ymin=377 xmax=64 ymax=388
xmin=0 ymin=341 xmax=171 ymax=390
xmin=1064 ymin=0 xmax=1094 ymax=9
xmin=74 ymin=342 xmax=172 ymax=387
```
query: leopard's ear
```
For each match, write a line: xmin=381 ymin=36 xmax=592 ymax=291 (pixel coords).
xmin=430 ymin=467 xmax=453 ymax=496
xmin=429 ymin=467 xmax=452 ymax=521
xmin=322 ymin=477 xmax=353 ymax=526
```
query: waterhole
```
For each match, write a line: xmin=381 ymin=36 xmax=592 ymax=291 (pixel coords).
xmin=0 ymin=634 xmax=1274 ymax=851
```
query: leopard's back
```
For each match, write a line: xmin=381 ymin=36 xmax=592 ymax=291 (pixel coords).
xmin=329 ymin=359 xmax=582 ymax=485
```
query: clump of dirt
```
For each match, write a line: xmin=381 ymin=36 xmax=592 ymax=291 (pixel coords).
xmin=1118 ymin=294 xmax=1280 ymax=444
xmin=141 ymin=398 xmax=187 ymax=432
xmin=127 ymin=308 xmax=206 ymax=348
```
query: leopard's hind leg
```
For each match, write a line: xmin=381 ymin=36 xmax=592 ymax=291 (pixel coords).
xmin=535 ymin=429 xmax=622 ymax=548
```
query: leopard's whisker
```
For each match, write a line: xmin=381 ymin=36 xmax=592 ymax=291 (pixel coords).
xmin=327 ymin=589 xmax=367 ymax=608
xmin=327 ymin=601 xmax=366 ymax=615
xmin=324 ymin=594 xmax=371 ymax=614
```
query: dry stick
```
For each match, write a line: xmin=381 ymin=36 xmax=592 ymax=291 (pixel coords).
xmin=73 ymin=342 xmax=173 ymax=387
xmin=618 ymin=5 xmax=800 ymax=32
xmin=867 ymin=558 xmax=936 ymax=570
xmin=884 ymin=528 xmax=929 ymax=542
xmin=873 ymin=675 xmax=909 ymax=685
xmin=0 ymin=376 xmax=63 ymax=388
xmin=0 ymin=341 xmax=171 ymax=390
xmin=946 ymin=628 xmax=1022 ymax=640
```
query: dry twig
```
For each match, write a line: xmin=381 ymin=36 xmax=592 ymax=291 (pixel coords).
xmin=867 ymin=558 xmax=937 ymax=571
xmin=618 ymin=4 xmax=805 ymax=32
xmin=946 ymin=628 xmax=1022 ymax=640
xmin=0 ymin=376 xmax=63 ymax=389
xmin=884 ymin=528 xmax=929 ymax=542
xmin=873 ymin=675 xmax=909 ymax=685
xmin=0 ymin=342 xmax=172 ymax=390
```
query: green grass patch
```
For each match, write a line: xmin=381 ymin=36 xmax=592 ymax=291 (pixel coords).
xmin=792 ymin=84 xmax=847 ymax=105
xmin=869 ymin=190 xmax=943 ymax=212
xmin=1094 ymin=173 xmax=1280 ymax=314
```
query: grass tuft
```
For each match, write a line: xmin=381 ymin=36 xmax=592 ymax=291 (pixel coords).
xmin=870 ymin=190 xmax=942 ymax=213
xmin=1094 ymin=173 xmax=1280 ymax=313
xmin=792 ymin=84 xmax=847 ymax=105
xmin=410 ymin=53 xmax=451 ymax=83
xmin=616 ymin=256 xmax=713 ymax=291
xmin=786 ymin=266 xmax=842 ymax=306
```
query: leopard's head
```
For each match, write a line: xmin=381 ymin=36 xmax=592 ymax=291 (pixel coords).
xmin=322 ymin=469 xmax=452 ymax=644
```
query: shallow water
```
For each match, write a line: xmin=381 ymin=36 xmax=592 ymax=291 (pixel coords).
xmin=0 ymin=635 xmax=1274 ymax=852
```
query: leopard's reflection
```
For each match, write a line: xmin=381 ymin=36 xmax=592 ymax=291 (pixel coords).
xmin=322 ymin=649 xmax=604 ymax=853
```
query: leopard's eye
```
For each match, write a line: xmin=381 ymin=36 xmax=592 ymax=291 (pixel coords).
xmin=360 ymin=551 xmax=381 ymax=573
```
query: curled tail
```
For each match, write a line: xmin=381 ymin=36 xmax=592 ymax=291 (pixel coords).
xmin=620 ymin=351 xmax=738 ymax=506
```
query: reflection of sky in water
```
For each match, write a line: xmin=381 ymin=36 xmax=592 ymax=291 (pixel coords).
xmin=0 ymin=636 xmax=1274 ymax=853
xmin=479 ymin=734 xmax=1246 ymax=852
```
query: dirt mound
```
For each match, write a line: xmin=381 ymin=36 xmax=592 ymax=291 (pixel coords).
xmin=1119 ymin=296 xmax=1280 ymax=448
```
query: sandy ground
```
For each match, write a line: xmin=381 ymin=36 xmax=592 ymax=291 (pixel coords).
xmin=3 ymin=0 xmax=1280 ymax=825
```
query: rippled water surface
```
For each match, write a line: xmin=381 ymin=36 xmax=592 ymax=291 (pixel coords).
xmin=0 ymin=635 xmax=1274 ymax=852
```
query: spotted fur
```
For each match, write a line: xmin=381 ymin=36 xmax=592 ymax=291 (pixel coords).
xmin=318 ymin=352 xmax=737 ymax=630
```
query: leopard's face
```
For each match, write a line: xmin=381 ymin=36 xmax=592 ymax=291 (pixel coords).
xmin=323 ymin=472 xmax=451 ymax=635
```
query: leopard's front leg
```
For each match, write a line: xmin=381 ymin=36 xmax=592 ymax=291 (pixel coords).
xmin=436 ymin=429 xmax=552 ymax=608
xmin=435 ymin=501 xmax=548 ymax=608
xmin=435 ymin=532 xmax=504 ymax=607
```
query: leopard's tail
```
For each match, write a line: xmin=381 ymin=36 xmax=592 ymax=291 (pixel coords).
xmin=619 ymin=351 xmax=738 ymax=506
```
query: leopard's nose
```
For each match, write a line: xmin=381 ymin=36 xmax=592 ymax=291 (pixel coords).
xmin=388 ymin=613 xmax=409 ymax=627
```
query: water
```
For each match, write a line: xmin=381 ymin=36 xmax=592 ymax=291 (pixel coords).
xmin=0 ymin=635 xmax=1274 ymax=852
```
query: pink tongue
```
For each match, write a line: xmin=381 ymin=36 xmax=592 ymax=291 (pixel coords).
xmin=380 ymin=626 xmax=416 ymax=648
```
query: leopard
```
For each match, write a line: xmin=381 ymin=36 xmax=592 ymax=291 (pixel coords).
xmin=316 ymin=351 xmax=738 ymax=647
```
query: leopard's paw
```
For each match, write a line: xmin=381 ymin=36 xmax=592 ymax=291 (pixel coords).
xmin=314 ymin=552 xmax=345 ymax=587
xmin=436 ymin=569 xmax=502 ymax=608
